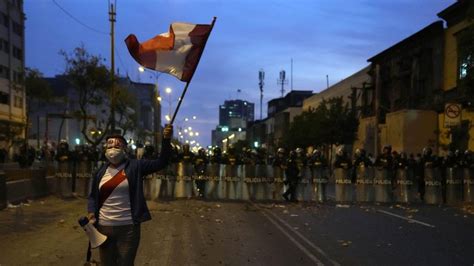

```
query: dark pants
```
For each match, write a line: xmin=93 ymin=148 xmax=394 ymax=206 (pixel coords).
xmin=97 ymin=224 xmax=141 ymax=266
xmin=283 ymin=179 xmax=298 ymax=201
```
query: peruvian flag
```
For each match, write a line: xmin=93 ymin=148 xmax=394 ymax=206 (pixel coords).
xmin=125 ymin=19 xmax=215 ymax=82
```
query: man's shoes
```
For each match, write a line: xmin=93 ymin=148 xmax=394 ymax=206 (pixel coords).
xmin=282 ymin=194 xmax=289 ymax=201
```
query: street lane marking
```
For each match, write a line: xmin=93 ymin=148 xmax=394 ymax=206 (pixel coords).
xmin=259 ymin=209 xmax=325 ymax=266
xmin=377 ymin=210 xmax=436 ymax=228
xmin=255 ymin=204 xmax=340 ymax=266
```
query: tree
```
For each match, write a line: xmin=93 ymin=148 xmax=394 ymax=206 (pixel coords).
xmin=24 ymin=68 xmax=53 ymax=146
xmin=284 ymin=97 xmax=358 ymax=150
xmin=61 ymin=45 xmax=112 ymax=147
xmin=115 ymin=85 xmax=138 ymax=136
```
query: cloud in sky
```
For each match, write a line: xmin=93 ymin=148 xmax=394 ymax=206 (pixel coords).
xmin=25 ymin=0 xmax=455 ymax=146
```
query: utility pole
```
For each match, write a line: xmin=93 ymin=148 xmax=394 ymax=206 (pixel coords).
xmin=259 ymin=69 xmax=265 ymax=120
xmin=109 ymin=0 xmax=116 ymax=132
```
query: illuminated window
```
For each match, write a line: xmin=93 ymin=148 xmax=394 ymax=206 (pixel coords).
xmin=459 ymin=54 xmax=471 ymax=79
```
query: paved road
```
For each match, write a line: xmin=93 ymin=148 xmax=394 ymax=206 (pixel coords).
xmin=0 ymin=197 xmax=473 ymax=265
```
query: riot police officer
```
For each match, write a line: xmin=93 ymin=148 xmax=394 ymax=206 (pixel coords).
xmin=374 ymin=145 xmax=395 ymax=187
xmin=418 ymin=146 xmax=438 ymax=201
xmin=375 ymin=145 xmax=394 ymax=169
xmin=334 ymin=147 xmax=352 ymax=170
xmin=143 ymin=141 xmax=156 ymax=160
xmin=282 ymin=150 xmax=299 ymax=202
xmin=272 ymin=148 xmax=287 ymax=167
xmin=210 ymin=147 xmax=223 ymax=164
xmin=222 ymin=144 xmax=242 ymax=165
xmin=56 ymin=140 xmax=70 ymax=163
xmin=193 ymin=148 xmax=208 ymax=198
xmin=309 ymin=149 xmax=327 ymax=167
xmin=351 ymin=148 xmax=372 ymax=183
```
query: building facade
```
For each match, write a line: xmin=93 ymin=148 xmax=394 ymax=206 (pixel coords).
xmin=0 ymin=0 xmax=25 ymax=157
xmin=437 ymin=0 xmax=474 ymax=153
xmin=212 ymin=99 xmax=254 ymax=149
xmin=28 ymin=76 xmax=161 ymax=149
xmin=364 ymin=21 xmax=445 ymax=155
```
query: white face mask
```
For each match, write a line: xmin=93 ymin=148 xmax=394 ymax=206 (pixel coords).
xmin=105 ymin=148 xmax=126 ymax=165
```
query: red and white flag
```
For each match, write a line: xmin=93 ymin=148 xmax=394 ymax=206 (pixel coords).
xmin=125 ymin=19 xmax=215 ymax=82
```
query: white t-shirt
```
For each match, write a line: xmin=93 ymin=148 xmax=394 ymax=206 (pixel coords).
xmin=98 ymin=164 xmax=133 ymax=226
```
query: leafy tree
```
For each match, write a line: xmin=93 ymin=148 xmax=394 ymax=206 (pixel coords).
xmin=24 ymin=68 xmax=53 ymax=145
xmin=60 ymin=45 xmax=112 ymax=147
xmin=284 ymin=96 xmax=358 ymax=150
xmin=115 ymin=85 xmax=138 ymax=136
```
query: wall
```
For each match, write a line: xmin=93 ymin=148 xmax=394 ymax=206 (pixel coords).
xmin=385 ymin=110 xmax=438 ymax=155
xmin=353 ymin=116 xmax=376 ymax=155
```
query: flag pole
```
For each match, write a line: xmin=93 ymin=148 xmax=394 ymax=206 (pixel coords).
xmin=170 ymin=17 xmax=216 ymax=125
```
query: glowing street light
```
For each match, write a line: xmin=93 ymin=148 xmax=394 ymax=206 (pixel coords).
xmin=165 ymin=87 xmax=172 ymax=94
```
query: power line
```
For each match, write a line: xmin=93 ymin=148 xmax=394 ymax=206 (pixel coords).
xmin=52 ymin=0 xmax=108 ymax=35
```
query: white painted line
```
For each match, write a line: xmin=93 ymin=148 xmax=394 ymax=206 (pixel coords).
xmin=259 ymin=210 xmax=325 ymax=266
xmin=377 ymin=210 xmax=436 ymax=228
xmin=256 ymin=204 xmax=340 ymax=266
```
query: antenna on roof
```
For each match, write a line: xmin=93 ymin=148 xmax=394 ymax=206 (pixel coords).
xmin=277 ymin=70 xmax=288 ymax=97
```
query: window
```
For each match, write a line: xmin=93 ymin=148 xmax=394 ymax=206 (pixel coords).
xmin=1 ymin=12 xmax=8 ymax=28
xmin=0 ymin=39 xmax=9 ymax=53
xmin=0 ymin=91 xmax=9 ymax=105
xmin=12 ymin=21 xmax=22 ymax=36
xmin=459 ymin=54 xmax=472 ymax=79
xmin=13 ymin=95 xmax=22 ymax=108
xmin=12 ymin=46 xmax=22 ymax=60
xmin=0 ymin=65 xmax=10 ymax=79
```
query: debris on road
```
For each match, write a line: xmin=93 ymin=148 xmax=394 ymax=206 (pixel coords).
xmin=336 ymin=204 xmax=350 ymax=208
xmin=338 ymin=240 xmax=352 ymax=247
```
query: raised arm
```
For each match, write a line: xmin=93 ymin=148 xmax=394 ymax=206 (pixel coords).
xmin=140 ymin=125 xmax=173 ymax=176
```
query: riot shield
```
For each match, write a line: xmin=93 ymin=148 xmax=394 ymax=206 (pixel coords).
xmin=424 ymin=166 xmax=442 ymax=204
xmin=334 ymin=168 xmax=353 ymax=202
xmin=463 ymin=168 xmax=474 ymax=202
xmin=254 ymin=164 xmax=269 ymax=201
xmin=162 ymin=163 xmax=177 ymax=199
xmin=56 ymin=161 xmax=73 ymax=198
xmin=175 ymin=162 xmax=194 ymax=198
xmin=204 ymin=163 xmax=220 ymax=200
xmin=445 ymin=167 xmax=463 ymax=204
xmin=394 ymin=168 xmax=417 ymax=203
xmin=242 ymin=164 xmax=256 ymax=200
xmin=373 ymin=168 xmax=392 ymax=203
xmin=296 ymin=166 xmax=312 ymax=202
xmin=272 ymin=166 xmax=286 ymax=201
xmin=311 ymin=166 xmax=328 ymax=202
xmin=223 ymin=164 xmax=242 ymax=200
xmin=355 ymin=165 xmax=374 ymax=202
xmin=75 ymin=161 xmax=92 ymax=198
xmin=143 ymin=174 xmax=159 ymax=200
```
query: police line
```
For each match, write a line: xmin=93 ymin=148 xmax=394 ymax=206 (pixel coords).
xmin=54 ymin=161 xmax=474 ymax=204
